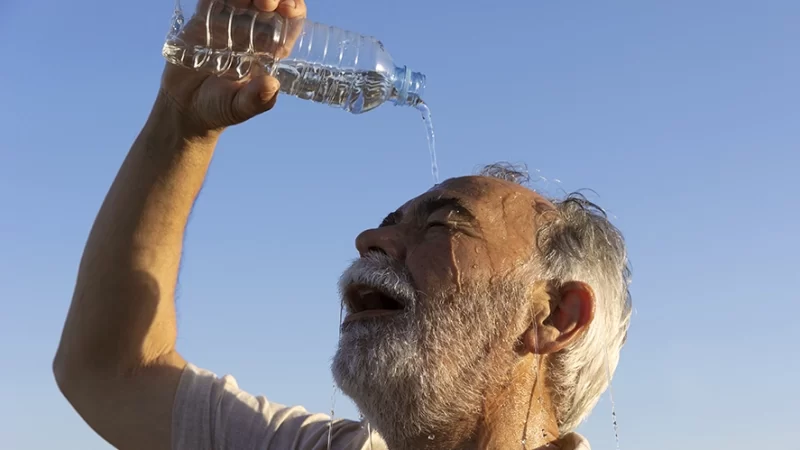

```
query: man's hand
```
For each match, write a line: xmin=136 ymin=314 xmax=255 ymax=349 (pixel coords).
xmin=53 ymin=2 xmax=306 ymax=449
xmin=161 ymin=0 xmax=307 ymax=133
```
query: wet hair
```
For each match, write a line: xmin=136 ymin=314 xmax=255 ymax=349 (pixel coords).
xmin=478 ymin=162 xmax=633 ymax=433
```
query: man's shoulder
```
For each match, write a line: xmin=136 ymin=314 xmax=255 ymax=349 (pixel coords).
xmin=560 ymin=432 xmax=592 ymax=450
xmin=173 ymin=363 xmax=385 ymax=450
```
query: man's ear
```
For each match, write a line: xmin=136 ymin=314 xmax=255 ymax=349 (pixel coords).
xmin=522 ymin=281 xmax=595 ymax=355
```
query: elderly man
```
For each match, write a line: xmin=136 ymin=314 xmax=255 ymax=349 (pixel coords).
xmin=53 ymin=1 xmax=631 ymax=449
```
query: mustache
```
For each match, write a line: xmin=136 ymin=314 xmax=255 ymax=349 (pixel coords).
xmin=338 ymin=252 xmax=419 ymax=308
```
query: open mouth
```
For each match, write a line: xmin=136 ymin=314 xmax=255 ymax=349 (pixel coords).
xmin=343 ymin=284 xmax=405 ymax=323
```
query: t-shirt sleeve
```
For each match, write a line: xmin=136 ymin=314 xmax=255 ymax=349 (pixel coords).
xmin=172 ymin=363 xmax=385 ymax=450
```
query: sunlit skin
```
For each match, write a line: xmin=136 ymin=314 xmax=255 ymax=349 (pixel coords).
xmin=347 ymin=177 xmax=596 ymax=450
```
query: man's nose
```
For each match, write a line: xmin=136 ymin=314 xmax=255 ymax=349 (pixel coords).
xmin=355 ymin=227 xmax=407 ymax=261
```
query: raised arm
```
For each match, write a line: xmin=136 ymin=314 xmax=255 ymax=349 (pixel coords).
xmin=52 ymin=2 xmax=306 ymax=449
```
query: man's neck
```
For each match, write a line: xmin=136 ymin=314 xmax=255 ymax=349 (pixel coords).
xmin=473 ymin=354 xmax=560 ymax=449
xmin=390 ymin=355 xmax=561 ymax=450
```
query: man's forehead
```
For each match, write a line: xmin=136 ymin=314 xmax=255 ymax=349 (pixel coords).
xmin=387 ymin=176 xmax=553 ymax=263
xmin=399 ymin=176 xmax=553 ymax=212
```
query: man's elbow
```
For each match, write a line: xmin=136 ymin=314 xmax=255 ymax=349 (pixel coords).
xmin=53 ymin=336 xmax=144 ymax=388
xmin=52 ymin=347 xmax=125 ymax=421
xmin=53 ymin=345 xmax=185 ymax=395
xmin=52 ymin=347 xmax=85 ymax=402
xmin=52 ymin=344 xmax=107 ymax=403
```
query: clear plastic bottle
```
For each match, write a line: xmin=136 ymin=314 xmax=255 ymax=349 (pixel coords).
xmin=163 ymin=0 xmax=426 ymax=114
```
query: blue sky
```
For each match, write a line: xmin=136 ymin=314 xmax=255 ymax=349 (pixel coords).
xmin=1 ymin=0 xmax=799 ymax=448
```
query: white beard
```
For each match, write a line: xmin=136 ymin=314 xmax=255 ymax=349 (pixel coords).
xmin=332 ymin=253 xmax=529 ymax=448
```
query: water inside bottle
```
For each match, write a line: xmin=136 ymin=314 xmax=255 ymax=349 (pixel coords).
xmin=273 ymin=62 xmax=398 ymax=114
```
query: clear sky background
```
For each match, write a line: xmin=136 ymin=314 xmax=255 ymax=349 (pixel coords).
xmin=1 ymin=0 xmax=798 ymax=448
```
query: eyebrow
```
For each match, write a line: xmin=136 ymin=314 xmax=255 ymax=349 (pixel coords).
xmin=418 ymin=197 xmax=475 ymax=221
xmin=379 ymin=196 xmax=475 ymax=228
xmin=379 ymin=210 xmax=401 ymax=227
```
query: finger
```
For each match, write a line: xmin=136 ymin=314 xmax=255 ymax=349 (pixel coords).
xmin=253 ymin=0 xmax=280 ymax=11
xmin=273 ymin=0 xmax=307 ymax=58
xmin=232 ymin=75 xmax=280 ymax=122
xmin=277 ymin=0 xmax=306 ymax=19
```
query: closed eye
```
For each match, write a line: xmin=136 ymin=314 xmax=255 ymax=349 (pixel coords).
xmin=426 ymin=221 xmax=454 ymax=230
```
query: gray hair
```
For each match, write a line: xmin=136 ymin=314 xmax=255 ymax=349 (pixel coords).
xmin=478 ymin=163 xmax=633 ymax=433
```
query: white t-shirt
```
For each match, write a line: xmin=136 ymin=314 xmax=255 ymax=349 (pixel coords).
xmin=172 ymin=363 xmax=591 ymax=450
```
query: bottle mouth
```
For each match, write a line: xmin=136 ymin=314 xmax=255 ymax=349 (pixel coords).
xmin=393 ymin=66 xmax=427 ymax=106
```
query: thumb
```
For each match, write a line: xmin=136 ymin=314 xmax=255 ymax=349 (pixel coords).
xmin=232 ymin=75 xmax=281 ymax=123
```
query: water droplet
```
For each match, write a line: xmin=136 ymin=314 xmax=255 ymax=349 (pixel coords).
xmin=326 ymin=420 xmax=334 ymax=450
xmin=170 ymin=12 xmax=185 ymax=35
xmin=428 ymin=434 xmax=435 ymax=440
xmin=605 ymin=350 xmax=622 ymax=450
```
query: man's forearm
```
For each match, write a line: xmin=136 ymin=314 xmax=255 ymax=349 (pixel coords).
xmin=55 ymin=94 xmax=219 ymax=377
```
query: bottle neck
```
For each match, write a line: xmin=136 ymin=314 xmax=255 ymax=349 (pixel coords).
xmin=391 ymin=65 xmax=426 ymax=107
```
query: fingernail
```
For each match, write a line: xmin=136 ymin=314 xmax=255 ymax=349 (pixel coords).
xmin=281 ymin=0 xmax=296 ymax=8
